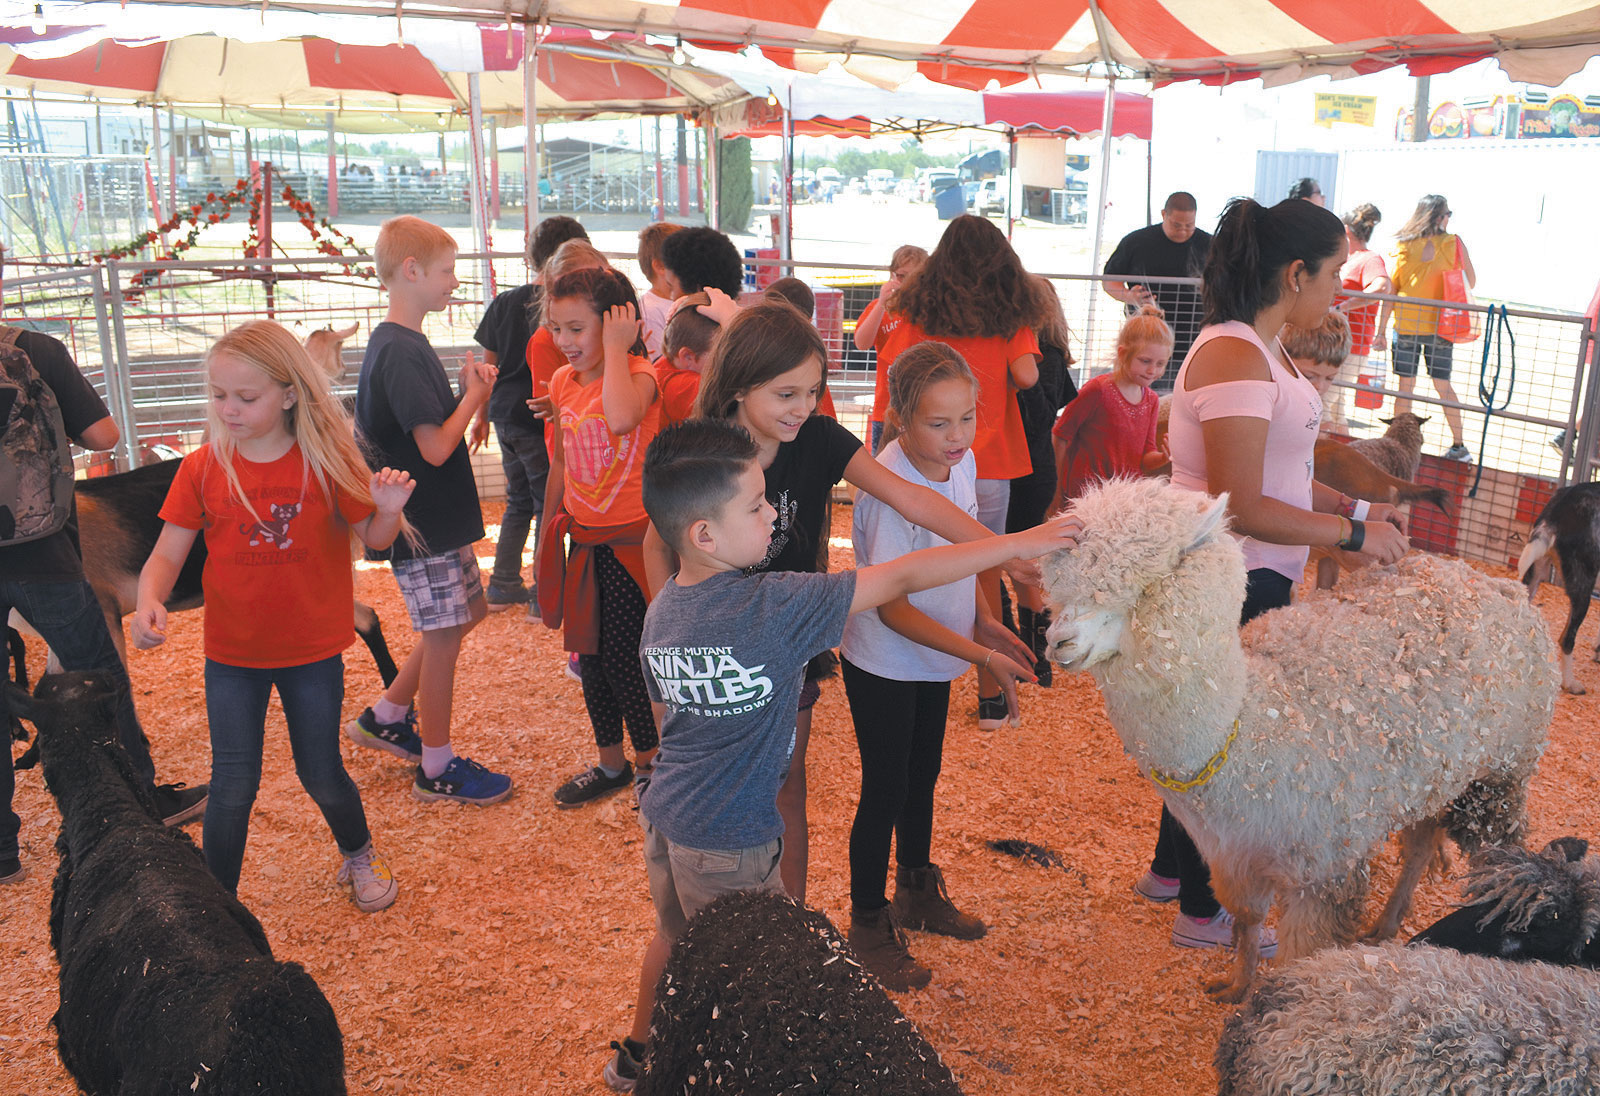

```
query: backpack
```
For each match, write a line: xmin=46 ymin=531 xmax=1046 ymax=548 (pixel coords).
xmin=0 ymin=326 xmax=75 ymax=545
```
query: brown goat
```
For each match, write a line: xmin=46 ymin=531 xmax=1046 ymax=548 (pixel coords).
xmin=1308 ymin=429 xmax=1453 ymax=590
xmin=1348 ymin=412 xmax=1428 ymax=481
xmin=301 ymin=322 xmax=359 ymax=384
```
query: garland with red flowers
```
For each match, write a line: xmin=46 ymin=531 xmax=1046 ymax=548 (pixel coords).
xmin=86 ymin=178 xmax=253 ymax=265
xmin=266 ymin=183 xmax=376 ymax=279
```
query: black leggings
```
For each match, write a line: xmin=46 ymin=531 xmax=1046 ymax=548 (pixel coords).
xmin=579 ymin=546 xmax=659 ymax=755
xmin=1153 ymin=568 xmax=1293 ymax=918
xmin=842 ymin=658 xmax=950 ymax=912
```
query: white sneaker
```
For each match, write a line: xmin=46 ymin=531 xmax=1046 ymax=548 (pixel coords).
xmin=337 ymin=847 xmax=398 ymax=913
xmin=1133 ymin=870 xmax=1180 ymax=903
xmin=1171 ymin=908 xmax=1278 ymax=957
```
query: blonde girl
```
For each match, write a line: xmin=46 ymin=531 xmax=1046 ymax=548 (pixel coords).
xmin=1050 ymin=305 xmax=1172 ymax=514
xmin=839 ymin=341 xmax=1035 ymax=991
xmin=646 ymin=302 xmax=1029 ymax=901
xmin=132 ymin=320 xmax=414 ymax=912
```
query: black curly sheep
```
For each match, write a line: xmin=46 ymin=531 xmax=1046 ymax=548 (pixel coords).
xmin=636 ymin=890 xmax=963 ymax=1096
xmin=14 ymin=672 xmax=346 ymax=1096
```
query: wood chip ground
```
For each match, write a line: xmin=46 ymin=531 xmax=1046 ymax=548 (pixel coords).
xmin=3 ymin=503 xmax=1595 ymax=1094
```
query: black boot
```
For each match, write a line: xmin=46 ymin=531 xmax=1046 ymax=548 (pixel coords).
xmin=1019 ymin=607 xmax=1053 ymax=688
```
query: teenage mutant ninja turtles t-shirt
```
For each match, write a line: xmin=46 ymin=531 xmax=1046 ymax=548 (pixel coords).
xmin=639 ymin=568 xmax=856 ymax=851
xmin=159 ymin=443 xmax=371 ymax=668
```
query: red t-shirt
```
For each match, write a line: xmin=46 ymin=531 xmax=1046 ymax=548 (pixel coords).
xmin=878 ymin=316 xmax=1039 ymax=480
xmin=159 ymin=444 xmax=371 ymax=668
xmin=1337 ymin=249 xmax=1389 ymax=356
xmin=863 ymin=299 xmax=911 ymax=425
xmin=550 ymin=355 xmax=661 ymax=529
xmin=526 ymin=326 xmax=568 ymax=455
xmin=653 ymin=358 xmax=702 ymax=426
xmin=1051 ymin=373 xmax=1159 ymax=501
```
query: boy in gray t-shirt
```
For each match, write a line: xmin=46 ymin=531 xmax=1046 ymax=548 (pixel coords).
xmin=603 ymin=418 xmax=1082 ymax=1091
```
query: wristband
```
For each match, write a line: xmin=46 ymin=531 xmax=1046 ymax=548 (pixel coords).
xmin=1351 ymin=499 xmax=1371 ymax=521
xmin=982 ymin=649 xmax=996 ymax=673
xmin=1338 ymin=494 xmax=1354 ymax=518
xmin=1340 ymin=519 xmax=1366 ymax=552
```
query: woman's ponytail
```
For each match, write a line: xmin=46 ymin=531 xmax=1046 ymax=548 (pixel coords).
xmin=1202 ymin=197 xmax=1345 ymax=327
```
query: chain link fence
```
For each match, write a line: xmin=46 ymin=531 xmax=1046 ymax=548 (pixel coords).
xmin=5 ymin=252 xmax=1594 ymax=574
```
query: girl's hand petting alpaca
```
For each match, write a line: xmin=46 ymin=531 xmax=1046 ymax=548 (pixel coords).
xmin=370 ymin=467 xmax=416 ymax=515
xmin=1356 ymin=518 xmax=1409 ymax=566
xmin=602 ymin=303 xmax=641 ymax=357
xmin=1008 ymin=512 xmax=1084 ymax=560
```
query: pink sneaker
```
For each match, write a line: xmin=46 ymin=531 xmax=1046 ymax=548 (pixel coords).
xmin=1133 ymin=870 xmax=1180 ymax=903
xmin=1171 ymin=909 xmax=1278 ymax=957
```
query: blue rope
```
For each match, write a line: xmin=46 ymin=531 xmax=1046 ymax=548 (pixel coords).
xmin=1468 ymin=304 xmax=1513 ymax=499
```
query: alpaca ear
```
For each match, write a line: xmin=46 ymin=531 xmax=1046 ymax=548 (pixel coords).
xmin=1182 ymin=494 xmax=1229 ymax=556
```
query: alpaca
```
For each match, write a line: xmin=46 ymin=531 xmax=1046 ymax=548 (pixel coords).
xmin=1041 ymin=477 xmax=1558 ymax=1001
xmin=1215 ymin=942 xmax=1600 ymax=1096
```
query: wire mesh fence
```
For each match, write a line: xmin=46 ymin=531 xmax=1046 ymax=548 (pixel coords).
xmin=5 ymin=250 xmax=1594 ymax=574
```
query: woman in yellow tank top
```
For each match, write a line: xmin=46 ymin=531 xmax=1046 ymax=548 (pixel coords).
xmin=1373 ymin=195 xmax=1477 ymax=460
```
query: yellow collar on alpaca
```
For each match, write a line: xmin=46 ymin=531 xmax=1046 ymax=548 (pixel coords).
xmin=1150 ymin=718 xmax=1240 ymax=792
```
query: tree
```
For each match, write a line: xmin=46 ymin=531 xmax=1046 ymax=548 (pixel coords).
xmin=718 ymin=137 xmax=754 ymax=234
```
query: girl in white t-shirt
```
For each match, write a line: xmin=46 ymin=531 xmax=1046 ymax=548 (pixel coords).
xmin=839 ymin=341 xmax=1036 ymax=992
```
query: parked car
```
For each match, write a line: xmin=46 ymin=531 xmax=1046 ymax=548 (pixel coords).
xmin=962 ymin=180 xmax=980 ymax=209
xmin=978 ymin=178 xmax=1007 ymax=215
xmin=918 ymin=169 xmax=958 ymax=202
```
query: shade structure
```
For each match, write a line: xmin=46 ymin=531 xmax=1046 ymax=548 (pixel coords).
xmin=714 ymin=86 xmax=1152 ymax=139
xmin=28 ymin=0 xmax=1600 ymax=89
xmin=0 ymin=20 xmax=744 ymax=129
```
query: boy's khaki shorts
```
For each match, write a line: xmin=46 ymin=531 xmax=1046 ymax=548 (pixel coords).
xmin=642 ymin=818 xmax=784 ymax=938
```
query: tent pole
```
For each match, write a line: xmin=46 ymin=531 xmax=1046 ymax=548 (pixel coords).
xmin=467 ymin=72 xmax=494 ymax=298
xmin=781 ymin=87 xmax=793 ymax=267
xmin=524 ymin=27 xmax=538 ymax=235
xmin=707 ymin=113 xmax=720 ymax=230
xmin=325 ymin=112 xmax=338 ymax=219
xmin=1084 ymin=76 xmax=1118 ymax=363
xmin=1006 ymin=127 xmax=1016 ymax=240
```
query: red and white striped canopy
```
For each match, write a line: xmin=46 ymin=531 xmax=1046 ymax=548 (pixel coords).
xmin=40 ymin=0 xmax=1599 ymax=88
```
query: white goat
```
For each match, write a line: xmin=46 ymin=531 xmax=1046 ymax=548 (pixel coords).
xmin=1042 ymin=478 xmax=1558 ymax=1001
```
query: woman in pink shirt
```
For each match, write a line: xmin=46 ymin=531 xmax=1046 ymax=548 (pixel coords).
xmin=1140 ymin=197 xmax=1410 ymax=954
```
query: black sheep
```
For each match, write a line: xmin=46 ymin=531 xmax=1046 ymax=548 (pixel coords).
xmin=636 ymin=890 xmax=964 ymax=1096
xmin=1409 ymin=837 xmax=1600 ymax=966
xmin=13 ymin=672 xmax=347 ymax=1096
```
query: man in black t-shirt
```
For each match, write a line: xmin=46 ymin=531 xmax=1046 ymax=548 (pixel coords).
xmin=2 ymin=325 xmax=207 ymax=883
xmin=1103 ymin=191 xmax=1212 ymax=391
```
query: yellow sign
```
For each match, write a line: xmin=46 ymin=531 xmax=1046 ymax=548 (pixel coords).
xmin=1314 ymin=93 xmax=1378 ymax=129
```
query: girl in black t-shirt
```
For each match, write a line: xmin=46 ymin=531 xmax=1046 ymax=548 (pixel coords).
xmin=642 ymin=302 xmax=1031 ymax=902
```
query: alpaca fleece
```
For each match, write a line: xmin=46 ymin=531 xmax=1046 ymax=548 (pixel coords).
xmin=1215 ymin=942 xmax=1600 ymax=1096
xmin=637 ymin=890 xmax=963 ymax=1096
xmin=21 ymin=673 xmax=346 ymax=1096
xmin=1042 ymin=478 xmax=1559 ymax=999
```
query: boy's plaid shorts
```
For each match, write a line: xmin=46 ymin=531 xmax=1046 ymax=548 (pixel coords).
xmin=392 ymin=545 xmax=484 ymax=631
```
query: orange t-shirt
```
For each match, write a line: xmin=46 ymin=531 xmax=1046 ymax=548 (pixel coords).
xmin=159 ymin=444 xmax=371 ymax=668
xmin=653 ymin=358 xmax=702 ymax=426
xmin=525 ymin=325 xmax=567 ymax=397
xmin=550 ymin=355 xmax=661 ymax=529
xmin=877 ymin=317 xmax=1039 ymax=480
xmin=863 ymin=299 xmax=912 ymax=425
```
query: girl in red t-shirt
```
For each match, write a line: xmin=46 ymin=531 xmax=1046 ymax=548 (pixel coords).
xmin=535 ymin=267 xmax=663 ymax=810
xmin=1050 ymin=305 xmax=1173 ymax=514
xmin=132 ymin=320 xmax=414 ymax=913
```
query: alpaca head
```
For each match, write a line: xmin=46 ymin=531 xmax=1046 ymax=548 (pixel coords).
xmin=1042 ymin=478 xmax=1233 ymax=671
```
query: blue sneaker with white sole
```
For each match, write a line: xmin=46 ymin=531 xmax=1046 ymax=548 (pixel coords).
xmin=345 ymin=706 xmax=423 ymax=763
xmin=413 ymin=756 xmax=513 ymax=805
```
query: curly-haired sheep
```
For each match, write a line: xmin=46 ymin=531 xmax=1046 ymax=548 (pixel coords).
xmin=1214 ymin=942 xmax=1600 ymax=1096
xmin=636 ymin=890 xmax=963 ymax=1096
xmin=1042 ymin=477 xmax=1558 ymax=1001
xmin=13 ymin=673 xmax=346 ymax=1096
xmin=1411 ymin=837 xmax=1600 ymax=966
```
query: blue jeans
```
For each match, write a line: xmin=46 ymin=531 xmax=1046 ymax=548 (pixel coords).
xmin=203 ymin=654 xmax=370 ymax=892
xmin=490 ymin=419 xmax=550 ymax=588
xmin=1 ymin=578 xmax=158 ymax=862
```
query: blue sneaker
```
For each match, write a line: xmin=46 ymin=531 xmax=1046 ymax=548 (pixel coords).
xmin=345 ymin=706 xmax=423 ymax=763
xmin=413 ymin=756 xmax=514 ymax=805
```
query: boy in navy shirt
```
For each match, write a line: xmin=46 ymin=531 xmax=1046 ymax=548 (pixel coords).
xmin=601 ymin=419 xmax=1080 ymax=1090
xmin=348 ymin=215 xmax=511 ymax=806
